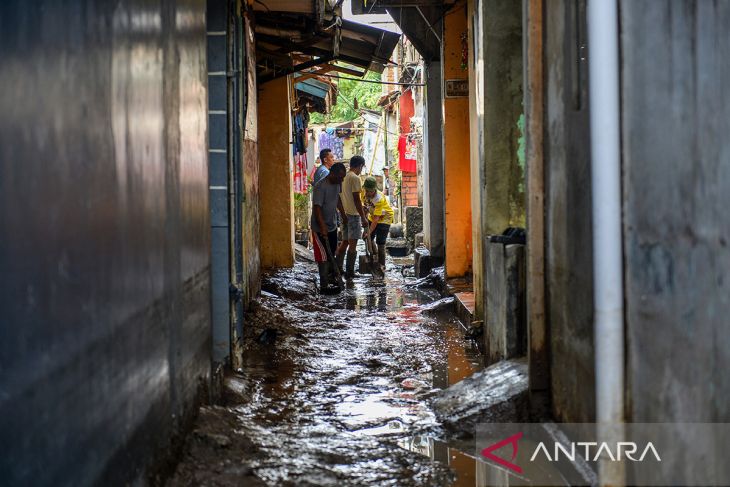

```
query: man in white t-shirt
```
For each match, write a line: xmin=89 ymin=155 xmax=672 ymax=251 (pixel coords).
xmin=335 ymin=156 xmax=368 ymax=279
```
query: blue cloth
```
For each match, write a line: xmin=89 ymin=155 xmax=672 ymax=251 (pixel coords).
xmin=293 ymin=112 xmax=307 ymax=155
xmin=313 ymin=165 xmax=330 ymax=185
xmin=318 ymin=132 xmax=344 ymax=159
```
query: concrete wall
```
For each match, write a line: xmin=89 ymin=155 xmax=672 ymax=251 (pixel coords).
xmin=442 ymin=3 xmax=473 ymax=278
xmin=0 ymin=1 xmax=210 ymax=484
xmin=485 ymin=243 xmax=526 ymax=363
xmin=257 ymin=76 xmax=294 ymax=269
xmin=468 ymin=0 xmax=523 ymax=320
xmin=544 ymin=0 xmax=595 ymax=423
xmin=422 ymin=59 xmax=446 ymax=259
xmin=621 ymin=1 xmax=730 ymax=426
xmin=242 ymin=12 xmax=261 ymax=308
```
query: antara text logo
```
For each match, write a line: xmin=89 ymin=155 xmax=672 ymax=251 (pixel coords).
xmin=480 ymin=432 xmax=661 ymax=475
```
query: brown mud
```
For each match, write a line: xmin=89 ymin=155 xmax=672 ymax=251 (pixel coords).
xmin=169 ymin=258 xmax=497 ymax=486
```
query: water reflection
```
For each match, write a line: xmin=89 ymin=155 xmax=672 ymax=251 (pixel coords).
xmin=342 ymin=275 xmax=433 ymax=312
xmin=399 ymin=435 xmax=571 ymax=486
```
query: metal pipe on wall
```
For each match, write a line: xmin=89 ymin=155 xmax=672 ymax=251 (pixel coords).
xmin=587 ymin=0 xmax=625 ymax=485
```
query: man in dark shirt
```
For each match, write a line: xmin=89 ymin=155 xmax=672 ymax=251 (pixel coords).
xmin=311 ymin=162 xmax=346 ymax=291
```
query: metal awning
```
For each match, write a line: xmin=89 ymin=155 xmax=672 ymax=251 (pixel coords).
xmin=293 ymin=74 xmax=337 ymax=114
xmin=349 ymin=0 xmax=452 ymax=61
xmin=255 ymin=2 xmax=400 ymax=83
xmin=295 ymin=77 xmax=331 ymax=99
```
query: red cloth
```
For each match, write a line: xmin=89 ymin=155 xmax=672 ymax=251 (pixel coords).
xmin=399 ymin=89 xmax=414 ymax=133
xmin=398 ymin=135 xmax=417 ymax=173
xmin=293 ymin=153 xmax=309 ymax=194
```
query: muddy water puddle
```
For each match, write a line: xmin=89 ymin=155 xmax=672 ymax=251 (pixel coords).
xmin=170 ymin=260 xmax=550 ymax=486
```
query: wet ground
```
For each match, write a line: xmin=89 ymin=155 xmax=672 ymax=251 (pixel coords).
xmin=169 ymin=255 xmax=521 ymax=486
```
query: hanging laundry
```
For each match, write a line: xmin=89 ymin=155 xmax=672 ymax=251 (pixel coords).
xmin=293 ymin=111 xmax=308 ymax=155
xmin=318 ymin=131 xmax=344 ymax=159
xmin=292 ymin=110 xmax=310 ymax=194
xmin=293 ymin=152 xmax=309 ymax=194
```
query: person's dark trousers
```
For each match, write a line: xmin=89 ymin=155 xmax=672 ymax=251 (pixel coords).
xmin=316 ymin=229 xmax=338 ymax=257
xmin=316 ymin=230 xmax=339 ymax=285
xmin=369 ymin=223 xmax=390 ymax=266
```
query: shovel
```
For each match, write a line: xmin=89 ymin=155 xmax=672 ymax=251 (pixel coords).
xmin=363 ymin=226 xmax=385 ymax=278
xmin=322 ymin=237 xmax=345 ymax=289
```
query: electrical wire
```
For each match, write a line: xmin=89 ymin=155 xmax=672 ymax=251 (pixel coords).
xmin=315 ymin=73 xmax=424 ymax=87
xmin=332 ymin=89 xmax=404 ymax=138
xmin=254 ymin=0 xmax=270 ymax=12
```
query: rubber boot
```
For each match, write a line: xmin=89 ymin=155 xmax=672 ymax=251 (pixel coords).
xmin=377 ymin=243 xmax=386 ymax=267
xmin=317 ymin=262 xmax=330 ymax=291
xmin=335 ymin=252 xmax=345 ymax=275
xmin=345 ymin=251 xmax=357 ymax=280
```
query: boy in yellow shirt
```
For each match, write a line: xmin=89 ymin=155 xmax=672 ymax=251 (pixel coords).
xmin=361 ymin=176 xmax=394 ymax=269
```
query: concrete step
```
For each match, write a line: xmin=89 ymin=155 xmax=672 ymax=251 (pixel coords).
xmin=431 ymin=358 xmax=529 ymax=436
xmin=453 ymin=291 xmax=475 ymax=330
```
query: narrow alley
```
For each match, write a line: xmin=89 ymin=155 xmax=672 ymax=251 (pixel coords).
xmin=171 ymin=254 xmax=490 ymax=485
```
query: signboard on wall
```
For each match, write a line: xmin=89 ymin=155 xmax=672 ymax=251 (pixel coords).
xmin=445 ymin=79 xmax=469 ymax=98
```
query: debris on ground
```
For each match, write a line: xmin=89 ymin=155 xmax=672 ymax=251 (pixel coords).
xmin=464 ymin=320 xmax=484 ymax=340
xmin=405 ymin=266 xmax=444 ymax=290
xmin=385 ymin=238 xmax=408 ymax=257
xmin=294 ymin=243 xmax=315 ymax=262
xmin=260 ymin=265 xmax=317 ymax=301
xmin=171 ymin=407 xmax=265 ymax=486
xmin=420 ymin=296 xmax=455 ymax=314
xmin=256 ymin=328 xmax=278 ymax=345
xmin=431 ymin=358 xmax=529 ymax=436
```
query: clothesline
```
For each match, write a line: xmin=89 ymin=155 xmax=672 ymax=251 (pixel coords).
xmin=311 ymin=126 xmax=416 ymax=135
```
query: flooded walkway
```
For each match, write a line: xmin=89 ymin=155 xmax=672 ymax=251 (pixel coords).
xmin=171 ymin=257 xmax=498 ymax=486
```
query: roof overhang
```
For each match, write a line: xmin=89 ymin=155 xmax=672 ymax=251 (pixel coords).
xmin=349 ymin=0 xmax=451 ymax=62
xmin=255 ymin=2 xmax=400 ymax=83
xmin=294 ymin=74 xmax=336 ymax=113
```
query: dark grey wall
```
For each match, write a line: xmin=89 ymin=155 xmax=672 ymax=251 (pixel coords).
xmin=621 ymin=1 xmax=730 ymax=424
xmin=544 ymin=0 xmax=595 ymax=423
xmin=423 ymin=58 xmax=445 ymax=259
xmin=0 ymin=1 xmax=210 ymax=485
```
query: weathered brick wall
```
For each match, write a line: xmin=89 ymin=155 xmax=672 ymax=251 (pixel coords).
xmin=401 ymin=171 xmax=419 ymax=208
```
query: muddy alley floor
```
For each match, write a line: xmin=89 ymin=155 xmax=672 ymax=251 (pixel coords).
xmin=170 ymin=257 xmax=487 ymax=486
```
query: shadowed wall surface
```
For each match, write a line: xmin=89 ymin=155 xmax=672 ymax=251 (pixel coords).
xmin=0 ymin=1 xmax=210 ymax=484
xmin=621 ymin=0 xmax=730 ymax=425
xmin=544 ymin=0 xmax=596 ymax=423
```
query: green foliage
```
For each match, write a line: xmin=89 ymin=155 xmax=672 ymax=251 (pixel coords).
xmin=294 ymin=192 xmax=311 ymax=231
xmin=294 ymin=191 xmax=310 ymax=210
xmin=310 ymin=70 xmax=383 ymax=124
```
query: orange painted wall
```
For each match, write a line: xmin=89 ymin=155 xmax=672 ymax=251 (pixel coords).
xmin=443 ymin=3 xmax=473 ymax=277
xmin=257 ymin=77 xmax=295 ymax=268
